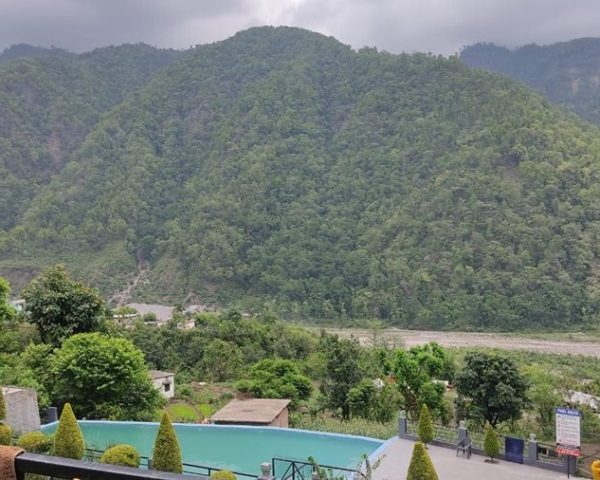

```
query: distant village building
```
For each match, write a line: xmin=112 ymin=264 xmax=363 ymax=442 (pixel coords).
xmin=566 ymin=390 xmax=599 ymax=411
xmin=211 ymin=399 xmax=291 ymax=427
xmin=1 ymin=386 xmax=41 ymax=434
xmin=9 ymin=299 xmax=25 ymax=313
xmin=149 ymin=370 xmax=175 ymax=399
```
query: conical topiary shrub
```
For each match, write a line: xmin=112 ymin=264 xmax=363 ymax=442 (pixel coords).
xmin=101 ymin=444 xmax=141 ymax=468
xmin=152 ymin=413 xmax=182 ymax=473
xmin=483 ymin=424 xmax=500 ymax=463
xmin=54 ymin=403 xmax=85 ymax=459
xmin=417 ymin=404 xmax=434 ymax=446
xmin=407 ymin=442 xmax=439 ymax=480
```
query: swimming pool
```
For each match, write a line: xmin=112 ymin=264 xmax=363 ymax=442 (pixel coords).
xmin=41 ymin=421 xmax=384 ymax=476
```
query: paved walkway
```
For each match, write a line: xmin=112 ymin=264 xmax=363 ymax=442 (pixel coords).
xmin=373 ymin=438 xmax=579 ymax=480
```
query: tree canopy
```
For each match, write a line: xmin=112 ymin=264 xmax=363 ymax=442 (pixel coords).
xmin=50 ymin=332 xmax=164 ymax=420
xmin=3 ymin=28 xmax=600 ymax=330
xmin=22 ymin=265 xmax=108 ymax=345
xmin=455 ymin=351 xmax=529 ymax=427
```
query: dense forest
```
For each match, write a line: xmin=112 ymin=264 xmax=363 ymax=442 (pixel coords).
xmin=461 ymin=38 xmax=600 ymax=125
xmin=3 ymin=27 xmax=600 ymax=330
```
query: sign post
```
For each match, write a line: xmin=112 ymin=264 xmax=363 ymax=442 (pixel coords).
xmin=555 ymin=407 xmax=581 ymax=478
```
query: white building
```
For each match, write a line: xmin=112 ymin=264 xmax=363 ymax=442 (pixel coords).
xmin=149 ymin=370 xmax=175 ymax=399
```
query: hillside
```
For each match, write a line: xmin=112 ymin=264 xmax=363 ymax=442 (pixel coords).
xmin=3 ymin=27 xmax=600 ymax=330
xmin=460 ymin=39 xmax=600 ymax=125
xmin=0 ymin=43 xmax=181 ymax=229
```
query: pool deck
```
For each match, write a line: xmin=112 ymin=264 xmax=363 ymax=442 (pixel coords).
xmin=373 ymin=438 xmax=579 ymax=480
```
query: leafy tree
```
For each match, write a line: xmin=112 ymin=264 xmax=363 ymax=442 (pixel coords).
xmin=236 ymin=358 xmax=312 ymax=406
xmin=348 ymin=379 xmax=401 ymax=423
xmin=200 ymin=339 xmax=243 ymax=382
xmin=51 ymin=333 xmax=164 ymax=420
xmin=152 ymin=413 xmax=182 ymax=473
xmin=319 ymin=334 xmax=363 ymax=420
xmin=0 ymin=277 xmax=15 ymax=322
xmin=483 ymin=424 xmax=500 ymax=463
xmin=406 ymin=442 xmax=439 ymax=480
xmin=22 ymin=265 xmax=108 ymax=345
xmin=54 ymin=403 xmax=85 ymax=459
xmin=455 ymin=352 xmax=529 ymax=428
xmin=392 ymin=343 xmax=450 ymax=420
xmin=101 ymin=444 xmax=141 ymax=468
xmin=523 ymin=364 xmax=561 ymax=438
xmin=417 ymin=404 xmax=434 ymax=446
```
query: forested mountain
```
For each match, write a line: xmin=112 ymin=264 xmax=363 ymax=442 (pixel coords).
xmin=3 ymin=27 xmax=600 ymax=330
xmin=460 ymin=39 xmax=600 ymax=125
xmin=0 ymin=43 xmax=181 ymax=229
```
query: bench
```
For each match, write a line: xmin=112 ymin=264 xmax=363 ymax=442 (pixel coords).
xmin=456 ymin=437 xmax=472 ymax=459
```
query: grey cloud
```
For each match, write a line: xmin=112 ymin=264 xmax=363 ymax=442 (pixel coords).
xmin=2 ymin=0 xmax=600 ymax=55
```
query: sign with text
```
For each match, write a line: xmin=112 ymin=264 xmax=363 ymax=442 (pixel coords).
xmin=556 ymin=407 xmax=581 ymax=456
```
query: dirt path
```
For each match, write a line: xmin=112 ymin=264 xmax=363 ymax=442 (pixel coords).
xmin=317 ymin=328 xmax=600 ymax=357
xmin=109 ymin=262 xmax=149 ymax=307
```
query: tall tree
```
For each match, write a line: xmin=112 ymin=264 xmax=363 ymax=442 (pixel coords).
xmin=393 ymin=343 xmax=450 ymax=420
xmin=319 ymin=333 xmax=363 ymax=420
xmin=22 ymin=265 xmax=108 ymax=345
xmin=0 ymin=277 xmax=15 ymax=323
xmin=455 ymin=352 xmax=529 ymax=427
xmin=51 ymin=333 xmax=164 ymax=420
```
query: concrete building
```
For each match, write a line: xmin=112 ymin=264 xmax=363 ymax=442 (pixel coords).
xmin=149 ymin=370 xmax=175 ymax=399
xmin=1 ymin=386 xmax=41 ymax=434
xmin=211 ymin=399 xmax=291 ymax=427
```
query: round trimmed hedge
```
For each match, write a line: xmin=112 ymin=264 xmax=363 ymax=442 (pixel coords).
xmin=100 ymin=444 xmax=141 ymax=468
xmin=0 ymin=423 xmax=12 ymax=445
xmin=17 ymin=431 xmax=52 ymax=453
xmin=211 ymin=470 xmax=237 ymax=480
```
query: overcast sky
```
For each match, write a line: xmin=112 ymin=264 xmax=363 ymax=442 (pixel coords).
xmin=2 ymin=0 xmax=600 ymax=55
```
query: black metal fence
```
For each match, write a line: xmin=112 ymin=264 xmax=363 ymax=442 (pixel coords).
xmin=14 ymin=452 xmax=208 ymax=480
xmin=83 ymin=448 xmax=256 ymax=479
xmin=272 ymin=457 xmax=366 ymax=480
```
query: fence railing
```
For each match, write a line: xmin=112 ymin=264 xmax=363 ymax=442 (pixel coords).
xmin=272 ymin=457 xmax=366 ymax=480
xmin=14 ymin=452 xmax=207 ymax=480
xmin=84 ymin=448 xmax=256 ymax=479
xmin=399 ymin=414 xmax=566 ymax=474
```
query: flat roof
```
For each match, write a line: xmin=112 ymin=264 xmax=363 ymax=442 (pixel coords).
xmin=148 ymin=370 xmax=174 ymax=379
xmin=211 ymin=399 xmax=291 ymax=424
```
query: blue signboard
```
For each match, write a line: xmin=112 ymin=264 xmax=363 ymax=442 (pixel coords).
xmin=505 ymin=436 xmax=524 ymax=464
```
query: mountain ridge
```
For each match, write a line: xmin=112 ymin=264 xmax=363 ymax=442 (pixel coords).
xmin=460 ymin=38 xmax=600 ymax=125
xmin=2 ymin=27 xmax=600 ymax=330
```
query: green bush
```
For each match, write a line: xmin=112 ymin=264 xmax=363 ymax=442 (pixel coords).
xmin=0 ymin=387 xmax=6 ymax=421
xmin=407 ymin=442 xmax=439 ymax=480
xmin=100 ymin=444 xmax=140 ymax=468
xmin=483 ymin=424 xmax=500 ymax=462
xmin=0 ymin=423 xmax=12 ymax=445
xmin=54 ymin=403 xmax=85 ymax=459
xmin=152 ymin=413 xmax=182 ymax=473
xmin=417 ymin=404 xmax=434 ymax=446
xmin=17 ymin=431 xmax=52 ymax=453
xmin=211 ymin=470 xmax=237 ymax=480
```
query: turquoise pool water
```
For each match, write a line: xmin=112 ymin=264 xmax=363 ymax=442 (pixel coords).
xmin=41 ymin=421 xmax=383 ymax=476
